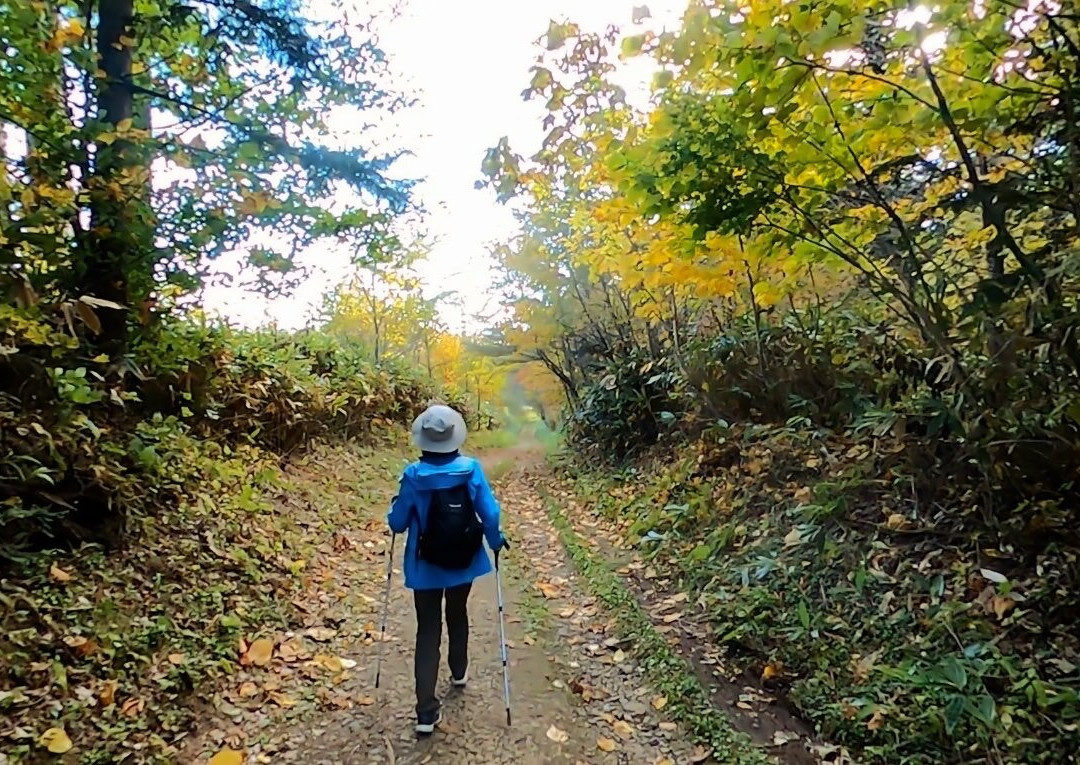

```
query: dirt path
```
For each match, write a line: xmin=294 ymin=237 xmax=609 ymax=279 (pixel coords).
xmin=180 ymin=444 xmax=703 ymax=764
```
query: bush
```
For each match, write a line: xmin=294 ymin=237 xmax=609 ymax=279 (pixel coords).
xmin=0 ymin=311 xmax=439 ymax=564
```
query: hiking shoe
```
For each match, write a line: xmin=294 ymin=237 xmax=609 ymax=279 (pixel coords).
xmin=415 ymin=710 xmax=442 ymax=735
xmin=451 ymin=670 xmax=468 ymax=688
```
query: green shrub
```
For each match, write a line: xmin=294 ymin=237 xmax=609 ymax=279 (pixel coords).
xmin=0 ymin=312 xmax=439 ymax=563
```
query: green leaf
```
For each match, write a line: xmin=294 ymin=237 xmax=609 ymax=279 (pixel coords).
xmin=940 ymin=657 xmax=968 ymax=690
xmin=968 ymin=694 xmax=996 ymax=727
xmin=944 ymin=695 xmax=965 ymax=734
xmin=689 ymin=543 xmax=712 ymax=562
xmin=621 ymin=34 xmax=647 ymax=58
xmin=797 ymin=600 xmax=811 ymax=629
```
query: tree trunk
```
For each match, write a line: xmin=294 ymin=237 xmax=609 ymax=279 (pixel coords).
xmin=86 ymin=0 xmax=136 ymax=355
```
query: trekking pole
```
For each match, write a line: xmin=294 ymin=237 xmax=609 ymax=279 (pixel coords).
xmin=494 ymin=545 xmax=512 ymax=726
xmin=374 ymin=532 xmax=396 ymax=689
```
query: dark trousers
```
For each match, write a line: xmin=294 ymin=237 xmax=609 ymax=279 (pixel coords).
xmin=413 ymin=583 xmax=472 ymax=719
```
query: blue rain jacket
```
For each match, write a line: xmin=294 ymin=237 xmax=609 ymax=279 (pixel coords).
xmin=386 ymin=453 xmax=502 ymax=590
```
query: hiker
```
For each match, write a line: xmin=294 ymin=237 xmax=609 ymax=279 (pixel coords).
xmin=386 ymin=404 xmax=509 ymax=735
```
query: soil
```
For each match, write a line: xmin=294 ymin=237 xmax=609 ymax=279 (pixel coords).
xmin=179 ymin=443 xmax=820 ymax=765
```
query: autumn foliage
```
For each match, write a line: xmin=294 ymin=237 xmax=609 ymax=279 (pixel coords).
xmin=485 ymin=2 xmax=1080 ymax=763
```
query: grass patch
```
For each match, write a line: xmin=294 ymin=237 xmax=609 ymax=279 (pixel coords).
xmin=539 ymin=487 xmax=772 ymax=765
xmin=468 ymin=429 xmax=519 ymax=450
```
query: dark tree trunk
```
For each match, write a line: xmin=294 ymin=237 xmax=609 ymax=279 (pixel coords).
xmin=85 ymin=0 xmax=136 ymax=355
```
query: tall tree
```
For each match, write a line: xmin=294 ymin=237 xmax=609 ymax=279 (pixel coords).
xmin=1 ymin=0 xmax=412 ymax=353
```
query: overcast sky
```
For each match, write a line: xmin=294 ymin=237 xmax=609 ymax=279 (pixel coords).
xmin=200 ymin=0 xmax=687 ymax=333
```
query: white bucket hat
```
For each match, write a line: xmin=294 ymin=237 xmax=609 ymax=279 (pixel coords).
xmin=411 ymin=404 xmax=467 ymax=453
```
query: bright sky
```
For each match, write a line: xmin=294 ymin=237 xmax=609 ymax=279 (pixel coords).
xmin=201 ymin=0 xmax=687 ymax=334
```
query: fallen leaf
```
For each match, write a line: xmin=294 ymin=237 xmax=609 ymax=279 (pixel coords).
xmin=267 ymin=691 xmax=295 ymax=708
xmin=209 ymin=749 xmax=244 ymax=765
xmin=304 ymin=627 xmax=337 ymax=642
xmin=689 ymin=746 xmax=712 ymax=763
xmin=312 ymin=654 xmax=343 ymax=673
xmin=772 ymin=730 xmax=800 ymax=746
xmin=168 ymin=652 xmax=186 ymax=665
xmin=662 ymin=613 xmax=680 ymax=624
xmin=979 ymin=568 xmax=1007 ymax=584
xmin=867 ymin=709 xmax=885 ymax=730
xmin=99 ymin=679 xmax=117 ymax=706
xmin=762 ymin=662 xmax=783 ymax=681
xmin=242 ymin=638 xmax=274 ymax=667
xmin=536 ymin=581 xmax=561 ymax=598
xmin=121 ymin=697 xmax=144 ymax=716
xmin=651 ymin=695 xmax=668 ymax=710
xmin=612 ymin=649 xmax=627 ymax=664
xmin=991 ymin=595 xmax=1015 ymax=619
xmin=558 ymin=606 xmax=576 ymax=618
xmin=49 ymin=563 xmax=73 ymax=583
xmin=546 ymin=724 xmax=569 ymax=743
xmin=885 ymin=513 xmax=907 ymax=530
xmin=658 ymin=721 xmax=677 ymax=732
xmin=783 ymin=528 xmax=801 ymax=547
xmin=237 ymin=682 xmax=259 ymax=699
xmin=597 ymin=736 xmax=617 ymax=752
xmin=276 ymin=637 xmax=306 ymax=662
xmin=38 ymin=727 xmax=72 ymax=754
xmin=612 ymin=719 xmax=634 ymax=738
xmin=356 ymin=695 xmax=375 ymax=706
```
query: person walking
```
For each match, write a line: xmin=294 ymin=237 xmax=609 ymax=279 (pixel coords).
xmin=386 ymin=404 xmax=508 ymax=735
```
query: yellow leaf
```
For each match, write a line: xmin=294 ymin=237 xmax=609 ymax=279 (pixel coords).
xmin=885 ymin=513 xmax=907 ymax=530
xmin=613 ymin=719 xmax=634 ymax=738
xmin=612 ymin=649 xmax=627 ymax=663
xmin=99 ymin=679 xmax=117 ymax=706
xmin=867 ymin=709 xmax=885 ymax=730
xmin=597 ymin=736 xmax=617 ymax=752
xmin=356 ymin=695 xmax=375 ymax=706
xmin=651 ymin=695 xmax=668 ymax=710
xmin=242 ymin=638 xmax=273 ymax=667
xmin=209 ymin=748 xmax=244 ymax=765
xmin=267 ymin=691 xmax=295 ymax=708
xmin=762 ymin=662 xmax=783 ymax=681
xmin=38 ymin=727 xmax=73 ymax=754
xmin=49 ymin=563 xmax=73 ymax=583
xmin=312 ymin=653 xmax=344 ymax=673
xmin=167 ymin=652 xmax=186 ymax=665
xmin=991 ymin=595 xmax=1016 ymax=619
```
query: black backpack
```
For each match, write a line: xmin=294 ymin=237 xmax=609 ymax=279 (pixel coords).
xmin=418 ymin=483 xmax=483 ymax=570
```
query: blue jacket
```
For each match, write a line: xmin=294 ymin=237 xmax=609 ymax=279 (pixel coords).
xmin=386 ymin=453 xmax=502 ymax=590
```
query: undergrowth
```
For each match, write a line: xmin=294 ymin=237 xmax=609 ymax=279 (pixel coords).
xmin=562 ymin=425 xmax=1080 ymax=765
xmin=538 ymin=486 xmax=773 ymax=765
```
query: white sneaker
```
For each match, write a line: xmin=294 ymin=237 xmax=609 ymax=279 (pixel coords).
xmin=451 ymin=670 xmax=468 ymax=688
xmin=415 ymin=710 xmax=442 ymax=735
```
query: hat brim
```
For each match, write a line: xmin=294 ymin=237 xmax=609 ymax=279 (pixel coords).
xmin=411 ymin=407 xmax=468 ymax=453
